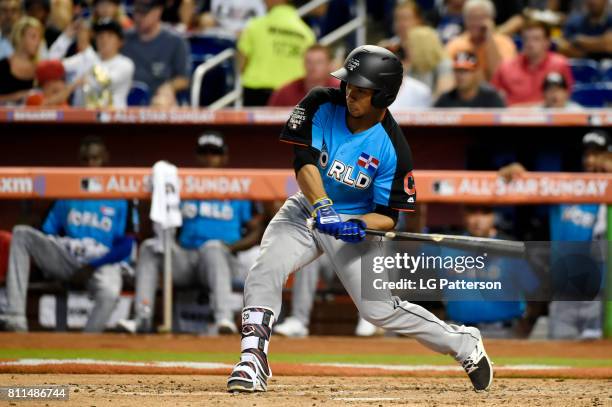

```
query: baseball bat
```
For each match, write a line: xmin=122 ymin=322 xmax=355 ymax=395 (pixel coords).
xmin=365 ymin=229 xmax=526 ymax=256
xmin=306 ymin=218 xmax=524 ymax=256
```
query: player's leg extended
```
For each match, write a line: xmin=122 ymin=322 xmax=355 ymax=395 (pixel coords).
xmin=548 ymin=300 xmax=580 ymax=339
xmin=2 ymin=225 xmax=79 ymax=331
xmin=132 ymin=239 xmax=194 ymax=332
xmin=316 ymin=232 xmax=492 ymax=391
xmin=197 ymin=240 xmax=237 ymax=333
xmin=228 ymin=194 xmax=321 ymax=393
xmin=85 ymin=263 xmax=122 ymax=332
xmin=132 ymin=239 xmax=162 ymax=332
xmin=275 ymin=259 xmax=320 ymax=337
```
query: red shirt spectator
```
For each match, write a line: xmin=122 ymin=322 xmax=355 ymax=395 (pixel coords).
xmin=267 ymin=44 xmax=339 ymax=107
xmin=492 ymin=20 xmax=573 ymax=106
xmin=268 ymin=76 xmax=339 ymax=107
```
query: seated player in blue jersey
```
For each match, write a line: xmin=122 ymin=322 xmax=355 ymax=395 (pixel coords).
xmin=118 ymin=132 xmax=264 ymax=335
xmin=439 ymin=206 xmax=538 ymax=339
xmin=227 ymin=45 xmax=493 ymax=394
xmin=499 ymin=129 xmax=610 ymax=340
xmin=0 ymin=136 xmax=134 ymax=332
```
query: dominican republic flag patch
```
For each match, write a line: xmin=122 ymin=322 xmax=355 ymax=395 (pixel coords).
xmin=357 ymin=153 xmax=380 ymax=171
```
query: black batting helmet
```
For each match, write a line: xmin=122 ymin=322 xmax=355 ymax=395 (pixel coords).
xmin=331 ymin=45 xmax=404 ymax=108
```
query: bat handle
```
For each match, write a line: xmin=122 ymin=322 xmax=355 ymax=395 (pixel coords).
xmin=365 ymin=229 xmax=396 ymax=239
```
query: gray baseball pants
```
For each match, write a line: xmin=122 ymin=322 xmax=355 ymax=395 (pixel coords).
xmin=133 ymin=238 xmax=235 ymax=330
xmin=4 ymin=225 xmax=122 ymax=332
xmin=288 ymin=257 xmax=333 ymax=326
xmin=549 ymin=300 xmax=602 ymax=339
xmin=245 ymin=193 xmax=480 ymax=362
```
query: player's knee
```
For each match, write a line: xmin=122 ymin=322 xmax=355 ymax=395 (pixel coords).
xmin=93 ymin=284 xmax=121 ymax=302
xmin=137 ymin=238 xmax=160 ymax=261
xmin=11 ymin=225 xmax=35 ymax=242
xmin=140 ymin=238 xmax=158 ymax=253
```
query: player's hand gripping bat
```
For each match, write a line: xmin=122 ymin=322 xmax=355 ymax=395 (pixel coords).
xmin=306 ymin=218 xmax=524 ymax=256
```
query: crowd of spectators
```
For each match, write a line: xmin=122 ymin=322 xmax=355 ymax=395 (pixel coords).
xmin=0 ymin=0 xmax=609 ymax=109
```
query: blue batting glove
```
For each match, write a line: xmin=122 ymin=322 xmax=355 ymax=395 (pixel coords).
xmin=335 ymin=219 xmax=367 ymax=243
xmin=312 ymin=197 xmax=343 ymax=236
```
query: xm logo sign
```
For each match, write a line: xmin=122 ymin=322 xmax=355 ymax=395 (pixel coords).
xmin=0 ymin=177 xmax=33 ymax=194
xmin=327 ymin=160 xmax=372 ymax=189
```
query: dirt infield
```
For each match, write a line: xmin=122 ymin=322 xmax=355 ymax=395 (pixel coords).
xmin=2 ymin=374 xmax=611 ymax=407
xmin=1 ymin=333 xmax=611 ymax=405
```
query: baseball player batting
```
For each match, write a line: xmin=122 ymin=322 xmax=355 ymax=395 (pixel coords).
xmin=227 ymin=45 xmax=493 ymax=393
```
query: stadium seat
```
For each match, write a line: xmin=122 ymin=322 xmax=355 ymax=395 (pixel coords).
xmin=188 ymin=35 xmax=235 ymax=73
xmin=601 ymin=61 xmax=612 ymax=82
xmin=127 ymin=81 xmax=151 ymax=106
xmin=188 ymin=35 xmax=237 ymax=106
xmin=571 ymin=82 xmax=612 ymax=107
xmin=569 ymin=59 xmax=600 ymax=85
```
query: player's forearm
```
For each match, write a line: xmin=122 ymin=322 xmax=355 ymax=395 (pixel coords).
xmin=88 ymin=236 xmax=134 ymax=269
xmin=484 ymin=39 xmax=504 ymax=80
xmin=0 ymin=90 xmax=30 ymax=103
xmin=361 ymin=213 xmax=395 ymax=231
xmin=161 ymin=76 xmax=189 ymax=93
xmin=496 ymin=15 xmax=524 ymax=37
xmin=297 ymin=164 xmax=328 ymax=204
xmin=574 ymin=33 xmax=612 ymax=53
xmin=557 ymin=38 xmax=586 ymax=58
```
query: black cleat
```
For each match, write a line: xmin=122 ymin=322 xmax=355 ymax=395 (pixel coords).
xmin=461 ymin=338 xmax=493 ymax=392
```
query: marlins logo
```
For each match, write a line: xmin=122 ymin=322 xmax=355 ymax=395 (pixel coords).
xmin=319 ymin=141 xmax=329 ymax=168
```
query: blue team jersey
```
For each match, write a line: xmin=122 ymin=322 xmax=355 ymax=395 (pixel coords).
xmin=438 ymin=241 xmax=535 ymax=324
xmin=550 ymin=204 xmax=601 ymax=242
xmin=42 ymin=199 xmax=128 ymax=250
xmin=178 ymin=200 xmax=252 ymax=249
xmin=280 ymin=87 xmax=416 ymax=214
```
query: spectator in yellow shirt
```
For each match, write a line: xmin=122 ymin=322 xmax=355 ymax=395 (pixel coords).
xmin=237 ymin=0 xmax=315 ymax=106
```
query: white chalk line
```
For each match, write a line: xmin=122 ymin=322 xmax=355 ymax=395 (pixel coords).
xmin=0 ymin=359 xmax=572 ymax=371
xmin=311 ymin=363 xmax=571 ymax=371
xmin=0 ymin=359 xmax=233 ymax=369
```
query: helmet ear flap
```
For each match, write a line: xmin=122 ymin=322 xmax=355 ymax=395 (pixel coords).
xmin=343 ymin=82 xmax=389 ymax=109
xmin=342 ymin=81 xmax=394 ymax=109
xmin=371 ymin=89 xmax=388 ymax=109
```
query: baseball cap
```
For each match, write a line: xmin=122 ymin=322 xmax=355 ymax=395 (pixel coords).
xmin=133 ymin=0 xmax=164 ymax=14
xmin=196 ymin=131 xmax=227 ymax=154
xmin=453 ymin=52 xmax=478 ymax=70
xmin=93 ymin=18 xmax=123 ymax=39
xmin=542 ymin=72 xmax=568 ymax=91
xmin=582 ymin=130 xmax=611 ymax=152
xmin=35 ymin=60 xmax=65 ymax=86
